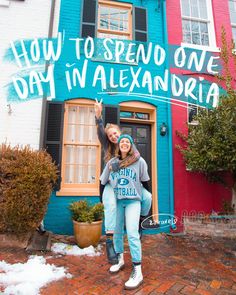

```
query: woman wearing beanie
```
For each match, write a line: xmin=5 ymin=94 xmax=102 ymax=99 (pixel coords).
xmin=94 ymin=99 xmax=152 ymax=266
xmin=100 ymin=134 xmax=151 ymax=290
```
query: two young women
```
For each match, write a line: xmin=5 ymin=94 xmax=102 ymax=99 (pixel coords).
xmin=95 ymin=100 xmax=152 ymax=289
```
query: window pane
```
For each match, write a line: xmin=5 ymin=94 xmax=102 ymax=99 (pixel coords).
xmin=65 ymin=165 xmax=74 ymax=183
xmin=232 ymin=27 xmax=236 ymax=44
xmin=199 ymin=0 xmax=208 ymax=19
xmin=66 ymin=124 xmax=76 ymax=142
xmin=201 ymin=33 xmax=209 ymax=46
xmin=200 ymin=22 xmax=208 ymax=33
xmin=121 ymin=127 xmax=132 ymax=135
xmin=120 ymin=20 xmax=128 ymax=31
xmin=183 ymin=20 xmax=190 ymax=31
xmin=137 ymin=128 xmax=147 ymax=138
xmin=120 ymin=111 xmax=133 ymax=118
xmin=100 ymin=6 xmax=109 ymax=29
xmin=66 ymin=106 xmax=96 ymax=143
xmin=100 ymin=17 xmax=109 ymax=29
xmin=190 ymin=0 xmax=199 ymax=18
xmin=229 ymin=0 xmax=236 ymax=23
xmin=74 ymin=165 xmax=86 ymax=184
xmin=135 ymin=112 xmax=150 ymax=120
xmin=88 ymin=166 xmax=96 ymax=184
xmin=66 ymin=145 xmax=75 ymax=164
xmin=110 ymin=19 xmax=119 ymax=31
xmin=65 ymin=146 xmax=98 ymax=184
xmin=188 ymin=104 xmax=198 ymax=123
xmin=98 ymin=2 xmax=131 ymax=40
xmin=192 ymin=32 xmax=200 ymax=44
xmin=68 ymin=106 xmax=77 ymax=124
xmin=183 ymin=32 xmax=192 ymax=43
xmin=191 ymin=21 xmax=200 ymax=32
xmin=110 ymin=7 xmax=120 ymax=19
xmin=181 ymin=0 xmax=190 ymax=16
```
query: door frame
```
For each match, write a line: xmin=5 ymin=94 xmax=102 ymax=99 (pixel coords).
xmin=119 ymin=101 xmax=158 ymax=221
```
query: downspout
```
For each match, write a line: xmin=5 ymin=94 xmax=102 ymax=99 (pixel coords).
xmin=162 ymin=0 xmax=176 ymax=230
xmin=39 ymin=0 xmax=57 ymax=148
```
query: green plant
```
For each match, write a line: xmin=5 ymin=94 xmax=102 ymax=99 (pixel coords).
xmin=69 ymin=200 xmax=104 ymax=223
xmin=220 ymin=199 xmax=235 ymax=215
xmin=0 ymin=144 xmax=58 ymax=235
xmin=176 ymin=28 xmax=236 ymax=212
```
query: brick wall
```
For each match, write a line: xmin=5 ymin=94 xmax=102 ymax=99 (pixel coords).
xmin=184 ymin=216 xmax=236 ymax=238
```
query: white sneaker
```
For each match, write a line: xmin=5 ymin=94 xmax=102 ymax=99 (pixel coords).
xmin=124 ymin=264 xmax=143 ymax=290
xmin=109 ymin=253 xmax=125 ymax=273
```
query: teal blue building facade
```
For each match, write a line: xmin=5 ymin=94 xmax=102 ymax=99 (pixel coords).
xmin=44 ymin=0 xmax=174 ymax=235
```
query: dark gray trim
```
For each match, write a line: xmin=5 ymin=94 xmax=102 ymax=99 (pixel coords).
xmin=80 ymin=0 xmax=98 ymax=38
xmin=133 ymin=5 xmax=148 ymax=42
xmin=103 ymin=104 xmax=120 ymax=126
xmin=39 ymin=0 xmax=57 ymax=149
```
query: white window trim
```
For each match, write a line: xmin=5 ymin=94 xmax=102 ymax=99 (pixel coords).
xmin=187 ymin=103 xmax=199 ymax=125
xmin=180 ymin=0 xmax=217 ymax=50
xmin=229 ymin=1 xmax=236 ymax=46
xmin=187 ymin=103 xmax=214 ymax=125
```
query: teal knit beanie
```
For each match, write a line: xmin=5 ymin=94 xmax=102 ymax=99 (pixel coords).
xmin=117 ymin=134 xmax=134 ymax=145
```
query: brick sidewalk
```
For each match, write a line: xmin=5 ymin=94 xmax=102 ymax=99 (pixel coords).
xmin=0 ymin=234 xmax=236 ymax=294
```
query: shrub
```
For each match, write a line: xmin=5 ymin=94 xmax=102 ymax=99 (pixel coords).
xmin=0 ymin=144 xmax=58 ymax=234
xmin=69 ymin=200 xmax=104 ymax=223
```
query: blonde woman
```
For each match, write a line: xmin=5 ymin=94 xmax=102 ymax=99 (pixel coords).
xmin=94 ymin=99 xmax=152 ymax=265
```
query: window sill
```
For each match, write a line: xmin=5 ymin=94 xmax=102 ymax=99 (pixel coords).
xmin=56 ymin=187 xmax=99 ymax=197
xmin=180 ymin=42 xmax=220 ymax=53
xmin=188 ymin=121 xmax=199 ymax=126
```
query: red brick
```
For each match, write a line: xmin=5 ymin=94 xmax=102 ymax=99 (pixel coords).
xmin=155 ymin=281 xmax=175 ymax=293
xmin=210 ymin=280 xmax=221 ymax=289
xmin=135 ymin=284 xmax=158 ymax=295
xmin=221 ymin=280 xmax=234 ymax=288
xmin=180 ymin=285 xmax=197 ymax=294
xmin=171 ymin=282 xmax=186 ymax=292
xmin=195 ymin=289 xmax=214 ymax=295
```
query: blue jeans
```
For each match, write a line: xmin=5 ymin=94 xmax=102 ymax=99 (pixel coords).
xmin=103 ymin=184 xmax=152 ymax=232
xmin=114 ymin=199 xmax=141 ymax=263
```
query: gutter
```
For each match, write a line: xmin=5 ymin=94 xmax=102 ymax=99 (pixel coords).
xmin=162 ymin=0 xmax=176 ymax=230
xmin=39 ymin=0 xmax=57 ymax=148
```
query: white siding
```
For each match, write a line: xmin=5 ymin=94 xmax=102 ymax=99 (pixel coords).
xmin=0 ymin=0 xmax=60 ymax=150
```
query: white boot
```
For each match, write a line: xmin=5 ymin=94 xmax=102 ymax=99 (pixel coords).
xmin=109 ymin=253 xmax=124 ymax=273
xmin=124 ymin=264 xmax=143 ymax=290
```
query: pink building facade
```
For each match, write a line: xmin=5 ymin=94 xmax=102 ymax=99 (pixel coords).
xmin=166 ymin=0 xmax=234 ymax=230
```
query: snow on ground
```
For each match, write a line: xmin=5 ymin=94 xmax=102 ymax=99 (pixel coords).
xmin=0 ymin=255 xmax=72 ymax=295
xmin=51 ymin=242 xmax=102 ymax=256
xmin=0 ymin=243 xmax=102 ymax=295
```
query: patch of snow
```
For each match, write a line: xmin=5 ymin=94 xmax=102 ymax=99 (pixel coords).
xmin=0 ymin=255 xmax=71 ymax=295
xmin=51 ymin=243 xmax=102 ymax=256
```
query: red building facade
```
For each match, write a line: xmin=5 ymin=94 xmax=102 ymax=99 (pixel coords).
xmin=166 ymin=0 xmax=234 ymax=230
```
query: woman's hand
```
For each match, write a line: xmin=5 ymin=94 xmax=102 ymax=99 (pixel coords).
xmin=94 ymin=98 xmax=103 ymax=119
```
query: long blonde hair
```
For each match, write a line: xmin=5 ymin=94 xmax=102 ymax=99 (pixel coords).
xmin=104 ymin=123 xmax=121 ymax=162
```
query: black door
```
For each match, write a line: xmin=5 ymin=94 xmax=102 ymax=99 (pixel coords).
xmin=121 ymin=122 xmax=158 ymax=228
xmin=120 ymin=123 xmax=151 ymax=184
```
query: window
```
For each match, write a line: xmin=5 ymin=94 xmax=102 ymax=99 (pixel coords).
xmin=188 ymin=103 xmax=210 ymax=124
xmin=97 ymin=0 xmax=132 ymax=40
xmin=180 ymin=0 xmax=216 ymax=47
xmin=120 ymin=111 xmax=150 ymax=120
xmin=229 ymin=0 xmax=236 ymax=45
xmin=59 ymin=100 xmax=101 ymax=196
xmin=188 ymin=104 xmax=199 ymax=124
xmin=81 ymin=0 xmax=147 ymax=42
